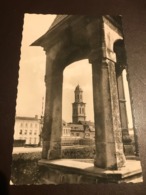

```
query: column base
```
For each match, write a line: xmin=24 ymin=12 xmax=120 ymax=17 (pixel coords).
xmin=47 ymin=141 xmax=62 ymax=160
xmin=42 ymin=140 xmax=62 ymax=160
xmin=42 ymin=141 xmax=50 ymax=159
xmin=124 ymin=144 xmax=135 ymax=156
xmin=38 ymin=159 xmax=143 ymax=184
xmin=94 ymin=142 xmax=126 ymax=170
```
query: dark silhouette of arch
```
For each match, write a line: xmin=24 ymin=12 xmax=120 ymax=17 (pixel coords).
xmin=114 ymin=39 xmax=127 ymax=76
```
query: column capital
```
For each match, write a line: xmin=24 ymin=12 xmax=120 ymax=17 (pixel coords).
xmin=88 ymin=48 xmax=116 ymax=64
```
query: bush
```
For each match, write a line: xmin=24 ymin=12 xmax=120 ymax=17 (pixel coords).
xmin=79 ymin=138 xmax=95 ymax=145
xmin=11 ymin=152 xmax=42 ymax=184
xmin=11 ymin=146 xmax=95 ymax=184
xmin=62 ymin=145 xmax=95 ymax=159
xmin=61 ymin=137 xmax=95 ymax=146
xmin=61 ymin=137 xmax=80 ymax=146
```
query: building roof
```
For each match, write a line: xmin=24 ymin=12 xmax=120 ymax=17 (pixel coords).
xmin=62 ymin=119 xmax=69 ymax=126
xmin=78 ymin=120 xmax=94 ymax=126
xmin=75 ymin=84 xmax=83 ymax=92
xmin=49 ymin=15 xmax=68 ymax=31
xmin=15 ymin=116 xmax=39 ymax=121
xmin=31 ymin=15 xmax=71 ymax=47
xmin=68 ymin=123 xmax=84 ymax=131
xmin=86 ymin=126 xmax=95 ymax=132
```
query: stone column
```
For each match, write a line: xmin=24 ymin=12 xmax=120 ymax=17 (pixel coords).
xmin=89 ymin=49 xmax=126 ymax=170
xmin=116 ymin=73 xmax=134 ymax=155
xmin=42 ymin=51 xmax=63 ymax=160
xmin=86 ymin=17 xmax=126 ymax=170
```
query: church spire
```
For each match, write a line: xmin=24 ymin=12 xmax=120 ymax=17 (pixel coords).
xmin=72 ymin=85 xmax=86 ymax=123
xmin=74 ymin=84 xmax=83 ymax=103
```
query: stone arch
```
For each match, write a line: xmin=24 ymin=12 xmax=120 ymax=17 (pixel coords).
xmin=114 ymin=39 xmax=127 ymax=76
xmin=62 ymin=59 xmax=93 ymax=122
xmin=32 ymin=15 xmax=127 ymax=170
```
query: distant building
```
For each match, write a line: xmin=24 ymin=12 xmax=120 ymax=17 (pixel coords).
xmin=72 ymin=85 xmax=86 ymax=123
xmin=78 ymin=121 xmax=95 ymax=139
xmin=69 ymin=85 xmax=95 ymax=139
xmin=62 ymin=120 xmax=71 ymax=137
xmin=69 ymin=123 xmax=84 ymax=138
xmin=14 ymin=115 xmax=42 ymax=146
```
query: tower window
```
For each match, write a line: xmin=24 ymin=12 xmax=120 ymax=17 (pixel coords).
xmin=78 ymin=94 xmax=80 ymax=100
xmin=82 ymin=108 xmax=84 ymax=113
xmin=19 ymin=129 xmax=22 ymax=135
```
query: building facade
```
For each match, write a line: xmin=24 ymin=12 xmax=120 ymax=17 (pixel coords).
xmin=62 ymin=120 xmax=71 ymax=137
xmin=14 ymin=115 xmax=42 ymax=146
xmin=68 ymin=123 xmax=84 ymax=138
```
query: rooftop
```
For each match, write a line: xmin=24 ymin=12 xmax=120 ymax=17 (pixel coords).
xmin=15 ymin=115 xmax=40 ymax=121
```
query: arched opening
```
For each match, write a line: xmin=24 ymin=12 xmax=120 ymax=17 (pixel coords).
xmin=62 ymin=60 xmax=94 ymax=122
xmin=62 ymin=59 xmax=94 ymax=148
xmin=114 ymin=39 xmax=135 ymax=155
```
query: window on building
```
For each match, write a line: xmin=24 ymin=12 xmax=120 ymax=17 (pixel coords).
xmin=34 ymin=138 xmax=36 ymax=144
xmin=29 ymin=130 xmax=32 ymax=135
xmin=24 ymin=130 xmax=27 ymax=135
xmin=25 ymin=123 xmax=28 ymax=127
xmin=82 ymin=108 xmax=84 ymax=113
xmin=76 ymin=133 xmax=80 ymax=136
xmin=29 ymin=138 xmax=31 ymax=144
xmin=19 ymin=129 xmax=22 ymax=135
xmin=34 ymin=130 xmax=37 ymax=135
xmin=20 ymin=123 xmax=23 ymax=127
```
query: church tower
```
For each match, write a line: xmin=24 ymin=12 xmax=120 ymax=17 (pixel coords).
xmin=72 ymin=85 xmax=86 ymax=123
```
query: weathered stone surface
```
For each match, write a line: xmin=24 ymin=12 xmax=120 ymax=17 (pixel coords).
xmin=38 ymin=159 xmax=142 ymax=184
xmin=91 ymin=58 xmax=125 ymax=169
xmin=33 ymin=15 xmax=129 ymax=170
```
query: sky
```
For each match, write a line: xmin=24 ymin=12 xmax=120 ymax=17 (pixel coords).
xmin=16 ymin=14 xmax=133 ymax=127
xmin=16 ymin=14 xmax=94 ymax=122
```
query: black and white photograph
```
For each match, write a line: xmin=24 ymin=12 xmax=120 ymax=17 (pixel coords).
xmin=10 ymin=14 xmax=143 ymax=185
